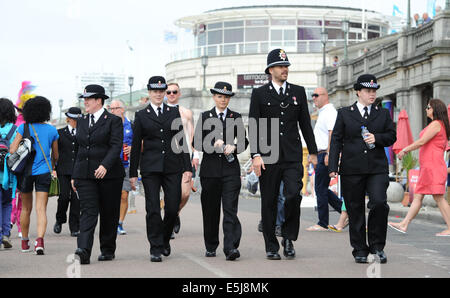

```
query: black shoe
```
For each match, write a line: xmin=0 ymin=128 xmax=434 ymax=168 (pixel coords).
xmin=205 ymin=251 xmax=216 ymax=257
xmin=354 ymin=256 xmax=368 ymax=264
xmin=150 ymin=254 xmax=162 ymax=262
xmin=53 ymin=222 xmax=62 ymax=234
xmin=174 ymin=215 xmax=181 ymax=234
xmin=258 ymin=220 xmax=263 ymax=233
xmin=225 ymin=249 xmax=240 ymax=261
xmin=98 ymin=254 xmax=115 ymax=261
xmin=282 ymin=239 xmax=295 ymax=259
xmin=74 ymin=248 xmax=90 ymax=265
xmin=266 ymin=252 xmax=281 ymax=260
xmin=162 ymin=245 xmax=171 ymax=257
xmin=70 ymin=231 xmax=80 ymax=237
xmin=374 ymin=250 xmax=387 ymax=264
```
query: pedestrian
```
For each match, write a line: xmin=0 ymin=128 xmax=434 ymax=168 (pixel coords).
xmin=257 ymin=183 xmax=287 ymax=237
xmin=0 ymin=98 xmax=19 ymax=249
xmin=108 ymin=99 xmax=133 ymax=235
xmin=422 ymin=12 xmax=432 ymax=24
xmin=328 ymin=74 xmax=396 ymax=264
xmin=413 ymin=13 xmax=423 ymax=27
xmin=129 ymin=76 xmax=192 ymax=262
xmin=165 ymin=83 xmax=195 ymax=237
xmin=249 ymin=48 xmax=318 ymax=260
xmin=10 ymin=96 xmax=59 ymax=255
xmin=53 ymin=107 xmax=82 ymax=237
xmin=192 ymin=81 xmax=248 ymax=260
xmin=388 ymin=99 xmax=450 ymax=236
xmin=306 ymin=87 xmax=342 ymax=231
xmin=332 ymin=56 xmax=339 ymax=67
xmin=72 ymin=84 xmax=125 ymax=265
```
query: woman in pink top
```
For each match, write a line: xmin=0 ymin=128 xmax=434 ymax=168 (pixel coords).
xmin=389 ymin=99 xmax=450 ymax=236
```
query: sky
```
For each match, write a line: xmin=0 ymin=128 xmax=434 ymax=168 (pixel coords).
xmin=0 ymin=0 xmax=441 ymax=118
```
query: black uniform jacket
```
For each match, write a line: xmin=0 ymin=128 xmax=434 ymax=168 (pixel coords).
xmin=72 ymin=110 xmax=125 ymax=180
xmin=328 ymin=102 xmax=396 ymax=175
xmin=192 ymin=107 xmax=249 ymax=178
xmin=129 ymin=103 xmax=192 ymax=177
xmin=248 ymin=82 xmax=317 ymax=163
xmin=56 ymin=126 xmax=78 ymax=176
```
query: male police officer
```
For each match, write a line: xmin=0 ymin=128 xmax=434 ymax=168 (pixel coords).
xmin=249 ymin=49 xmax=318 ymax=260
xmin=328 ymin=74 xmax=396 ymax=264
xmin=129 ymin=76 xmax=192 ymax=262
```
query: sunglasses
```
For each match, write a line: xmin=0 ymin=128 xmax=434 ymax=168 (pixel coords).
xmin=312 ymin=93 xmax=325 ymax=98
xmin=166 ymin=90 xmax=178 ymax=95
xmin=426 ymin=105 xmax=432 ymax=110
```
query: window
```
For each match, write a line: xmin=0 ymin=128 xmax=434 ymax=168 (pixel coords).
xmin=208 ymin=22 xmax=223 ymax=30
xmin=271 ymin=19 xmax=296 ymax=26
xmin=224 ymin=20 xmax=244 ymax=28
xmin=197 ymin=32 xmax=206 ymax=46
xmin=298 ymin=20 xmax=321 ymax=26
xmin=208 ymin=30 xmax=223 ymax=45
xmin=368 ymin=24 xmax=380 ymax=31
xmin=224 ymin=28 xmax=244 ymax=43
xmin=284 ymin=29 xmax=296 ymax=40
xmin=245 ymin=27 xmax=268 ymax=42
xmin=271 ymin=29 xmax=283 ymax=41
xmin=327 ymin=28 xmax=344 ymax=39
xmin=298 ymin=27 xmax=321 ymax=40
xmin=246 ymin=19 xmax=268 ymax=26
xmin=368 ymin=31 xmax=380 ymax=39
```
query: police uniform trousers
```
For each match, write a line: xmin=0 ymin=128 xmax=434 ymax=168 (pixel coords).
xmin=340 ymin=173 xmax=390 ymax=257
xmin=75 ymin=177 xmax=123 ymax=257
xmin=56 ymin=174 xmax=80 ymax=232
xmin=142 ymin=172 xmax=181 ymax=255
xmin=200 ymin=175 xmax=242 ymax=254
xmin=259 ymin=161 xmax=303 ymax=253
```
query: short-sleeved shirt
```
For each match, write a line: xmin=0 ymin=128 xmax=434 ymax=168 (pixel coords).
xmin=121 ymin=117 xmax=133 ymax=168
xmin=313 ymin=103 xmax=338 ymax=151
xmin=18 ymin=123 xmax=59 ymax=176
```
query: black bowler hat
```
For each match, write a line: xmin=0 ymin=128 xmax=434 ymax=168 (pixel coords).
xmin=265 ymin=48 xmax=291 ymax=74
xmin=354 ymin=74 xmax=380 ymax=91
xmin=65 ymin=107 xmax=82 ymax=119
xmin=78 ymin=84 xmax=109 ymax=100
xmin=210 ymin=81 xmax=235 ymax=97
xmin=147 ymin=76 xmax=167 ymax=90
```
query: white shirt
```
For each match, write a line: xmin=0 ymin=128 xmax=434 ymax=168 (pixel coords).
xmin=215 ymin=107 xmax=228 ymax=120
xmin=271 ymin=81 xmax=287 ymax=95
xmin=67 ymin=124 xmax=76 ymax=136
xmin=150 ymin=102 xmax=163 ymax=115
xmin=90 ymin=107 xmax=105 ymax=126
xmin=313 ymin=103 xmax=338 ymax=151
xmin=356 ymin=102 xmax=372 ymax=118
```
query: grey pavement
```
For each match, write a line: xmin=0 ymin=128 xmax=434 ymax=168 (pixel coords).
xmin=1 ymin=190 xmax=450 ymax=278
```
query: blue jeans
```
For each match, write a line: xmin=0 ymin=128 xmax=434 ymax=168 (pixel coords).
xmin=276 ymin=182 xmax=285 ymax=227
xmin=314 ymin=153 xmax=342 ymax=228
xmin=0 ymin=185 xmax=13 ymax=239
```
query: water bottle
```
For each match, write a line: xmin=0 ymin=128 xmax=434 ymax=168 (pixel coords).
xmin=222 ymin=144 xmax=235 ymax=163
xmin=361 ymin=126 xmax=375 ymax=149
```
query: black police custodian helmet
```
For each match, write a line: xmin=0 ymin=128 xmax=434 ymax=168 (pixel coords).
xmin=210 ymin=81 xmax=235 ymax=97
xmin=354 ymin=74 xmax=380 ymax=91
xmin=147 ymin=76 xmax=167 ymax=90
xmin=265 ymin=48 xmax=291 ymax=74
xmin=78 ymin=84 xmax=109 ymax=100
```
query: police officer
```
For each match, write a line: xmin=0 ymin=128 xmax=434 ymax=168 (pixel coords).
xmin=192 ymin=81 xmax=248 ymax=260
xmin=54 ymin=107 xmax=82 ymax=237
xmin=72 ymin=84 xmax=125 ymax=265
xmin=129 ymin=76 xmax=192 ymax=262
xmin=249 ymin=49 xmax=318 ymax=260
xmin=328 ymin=74 xmax=396 ymax=264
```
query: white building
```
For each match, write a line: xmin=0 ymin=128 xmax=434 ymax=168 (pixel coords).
xmin=76 ymin=72 xmax=128 ymax=101
xmin=166 ymin=5 xmax=398 ymax=96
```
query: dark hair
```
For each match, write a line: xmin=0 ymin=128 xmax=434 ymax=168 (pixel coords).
xmin=22 ymin=96 xmax=52 ymax=124
xmin=0 ymin=98 xmax=17 ymax=126
xmin=429 ymin=98 xmax=450 ymax=139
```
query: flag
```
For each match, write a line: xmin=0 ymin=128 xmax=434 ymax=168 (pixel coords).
xmin=392 ymin=4 xmax=404 ymax=16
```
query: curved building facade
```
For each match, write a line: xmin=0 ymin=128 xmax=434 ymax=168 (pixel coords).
xmin=166 ymin=5 xmax=394 ymax=95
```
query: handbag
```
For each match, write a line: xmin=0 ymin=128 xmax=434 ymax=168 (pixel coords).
xmin=7 ymin=123 xmax=35 ymax=176
xmin=31 ymin=124 xmax=60 ymax=197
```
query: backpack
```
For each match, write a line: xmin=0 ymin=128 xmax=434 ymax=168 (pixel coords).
xmin=0 ymin=125 xmax=16 ymax=168
xmin=7 ymin=124 xmax=35 ymax=175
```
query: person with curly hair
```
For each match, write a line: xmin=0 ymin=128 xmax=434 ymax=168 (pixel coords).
xmin=0 ymin=98 xmax=18 ymax=249
xmin=10 ymin=96 xmax=59 ymax=255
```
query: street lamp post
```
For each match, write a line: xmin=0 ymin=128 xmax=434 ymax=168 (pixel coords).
xmin=128 ymin=76 xmax=134 ymax=107
xmin=320 ymin=29 xmax=328 ymax=69
xmin=341 ymin=19 xmax=349 ymax=61
xmin=58 ymin=98 xmax=64 ymax=123
xmin=109 ymin=82 xmax=115 ymax=101
xmin=201 ymin=55 xmax=208 ymax=92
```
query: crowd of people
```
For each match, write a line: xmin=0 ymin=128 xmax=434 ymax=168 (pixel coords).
xmin=0 ymin=47 xmax=449 ymax=267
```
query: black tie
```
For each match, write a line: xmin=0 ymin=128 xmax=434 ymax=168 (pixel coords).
xmin=157 ymin=107 xmax=162 ymax=117
xmin=363 ymin=107 xmax=369 ymax=119
xmin=71 ymin=128 xmax=75 ymax=136
xmin=219 ymin=112 xmax=225 ymax=123
xmin=90 ymin=114 xmax=95 ymax=128
xmin=279 ymin=87 xmax=284 ymax=96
